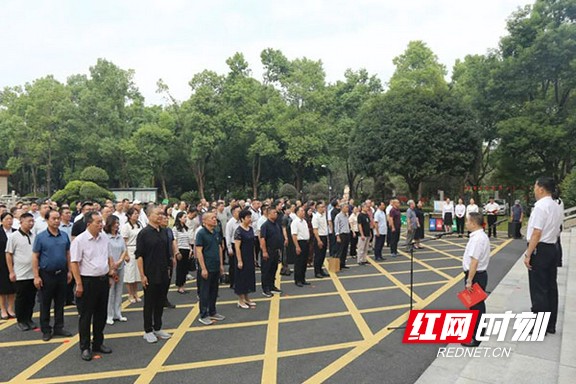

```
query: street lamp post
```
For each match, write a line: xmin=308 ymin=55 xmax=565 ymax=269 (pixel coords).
xmin=321 ymin=164 xmax=332 ymax=202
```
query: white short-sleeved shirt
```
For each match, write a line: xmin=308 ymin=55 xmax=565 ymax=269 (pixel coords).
xmin=6 ymin=230 xmax=35 ymax=280
xmin=291 ymin=217 xmax=310 ymax=241
xmin=455 ymin=204 xmax=466 ymax=218
xmin=70 ymin=230 xmax=110 ymax=277
xmin=526 ymin=196 xmax=562 ymax=243
xmin=466 ymin=204 xmax=479 ymax=216
xmin=256 ymin=215 xmax=267 ymax=237
xmin=312 ymin=212 xmax=328 ymax=236
xmin=121 ymin=222 xmax=142 ymax=247
xmin=485 ymin=202 xmax=500 ymax=215
xmin=463 ymin=229 xmax=490 ymax=272
xmin=374 ymin=209 xmax=388 ymax=234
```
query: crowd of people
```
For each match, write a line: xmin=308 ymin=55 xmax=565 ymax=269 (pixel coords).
xmin=0 ymin=179 xmax=565 ymax=358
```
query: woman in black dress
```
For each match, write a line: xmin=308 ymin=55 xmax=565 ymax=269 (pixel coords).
xmin=0 ymin=212 xmax=16 ymax=319
xmin=414 ymin=200 xmax=425 ymax=249
xmin=234 ymin=209 xmax=256 ymax=309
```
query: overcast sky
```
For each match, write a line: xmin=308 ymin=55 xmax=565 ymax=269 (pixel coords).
xmin=1 ymin=0 xmax=528 ymax=105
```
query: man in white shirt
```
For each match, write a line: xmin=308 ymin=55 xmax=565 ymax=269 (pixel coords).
xmin=334 ymin=204 xmax=351 ymax=269
xmin=291 ymin=206 xmax=310 ymax=287
xmin=373 ymin=202 xmax=388 ymax=261
xmin=484 ymin=197 xmax=500 ymax=238
xmin=70 ymin=212 xmax=114 ymax=361
xmin=225 ymin=206 xmax=241 ymax=289
xmin=32 ymin=203 xmax=51 ymax=236
xmin=523 ymin=177 xmax=563 ymax=335
xmin=5 ymin=213 xmax=37 ymax=331
xmin=461 ymin=212 xmax=491 ymax=348
xmin=312 ymin=203 xmax=329 ymax=278
xmin=112 ymin=202 xmax=127 ymax=228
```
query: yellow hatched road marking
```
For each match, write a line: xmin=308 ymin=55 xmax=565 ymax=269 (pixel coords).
xmin=261 ymin=268 xmax=282 ymax=384
xmin=367 ymin=259 xmax=424 ymax=302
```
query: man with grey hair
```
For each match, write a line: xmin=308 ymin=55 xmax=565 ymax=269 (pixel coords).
xmin=405 ymin=200 xmax=419 ymax=251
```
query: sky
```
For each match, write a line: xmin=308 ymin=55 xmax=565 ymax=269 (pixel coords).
xmin=1 ymin=0 xmax=529 ymax=105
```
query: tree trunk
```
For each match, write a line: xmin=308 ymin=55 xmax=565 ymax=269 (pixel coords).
xmin=192 ymin=161 xmax=206 ymax=200
xmin=405 ymin=177 xmax=420 ymax=200
xmin=161 ymin=175 xmax=169 ymax=200
xmin=31 ymin=165 xmax=38 ymax=196
xmin=252 ymin=155 xmax=261 ymax=199
xmin=46 ymin=143 xmax=52 ymax=197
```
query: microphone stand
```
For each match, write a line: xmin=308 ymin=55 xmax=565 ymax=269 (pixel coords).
xmin=388 ymin=231 xmax=453 ymax=330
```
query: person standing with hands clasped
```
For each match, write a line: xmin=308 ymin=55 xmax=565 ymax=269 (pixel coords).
xmin=234 ymin=210 xmax=256 ymax=309
xmin=523 ymin=177 xmax=562 ymax=335
xmin=32 ymin=210 xmax=73 ymax=342
xmin=196 ymin=213 xmax=225 ymax=325
xmin=461 ymin=212 xmax=490 ymax=348
xmin=70 ymin=212 xmax=115 ymax=361
xmin=291 ymin=206 xmax=311 ymax=286
xmin=136 ymin=208 xmax=173 ymax=343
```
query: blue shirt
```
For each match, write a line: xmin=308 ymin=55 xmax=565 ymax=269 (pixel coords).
xmin=33 ymin=229 xmax=70 ymax=272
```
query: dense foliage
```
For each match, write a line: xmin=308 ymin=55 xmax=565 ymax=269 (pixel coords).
xmin=0 ymin=0 xmax=574 ymax=203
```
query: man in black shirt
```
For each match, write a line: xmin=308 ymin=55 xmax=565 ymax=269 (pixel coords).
xmin=260 ymin=207 xmax=284 ymax=297
xmin=136 ymin=208 xmax=172 ymax=344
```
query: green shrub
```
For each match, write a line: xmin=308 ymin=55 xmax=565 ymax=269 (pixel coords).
xmin=561 ymin=170 xmax=576 ymax=207
xmin=79 ymin=166 xmax=109 ymax=186
xmin=279 ymin=183 xmax=298 ymax=199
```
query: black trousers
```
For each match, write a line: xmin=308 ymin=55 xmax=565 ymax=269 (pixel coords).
xmin=528 ymin=243 xmax=558 ymax=331
xmin=294 ymin=240 xmax=309 ymax=283
xmin=39 ymin=270 xmax=68 ymax=334
xmin=374 ymin=234 xmax=386 ymax=259
xmin=456 ymin=217 xmax=465 ymax=235
xmin=176 ymin=248 xmax=190 ymax=287
xmin=464 ymin=270 xmax=487 ymax=342
xmin=389 ymin=230 xmax=400 ymax=255
xmin=261 ymin=248 xmax=280 ymax=291
xmin=77 ymin=276 xmax=109 ymax=351
xmin=337 ymin=233 xmax=350 ymax=268
xmin=487 ymin=215 xmax=497 ymax=237
xmin=328 ymin=233 xmax=337 ymax=257
xmin=350 ymin=232 xmax=359 ymax=256
xmin=254 ymin=237 xmax=261 ymax=265
xmin=14 ymin=279 xmax=36 ymax=324
xmin=199 ymin=271 xmax=220 ymax=318
xmin=314 ymin=235 xmax=328 ymax=275
xmin=143 ymin=281 xmax=168 ymax=333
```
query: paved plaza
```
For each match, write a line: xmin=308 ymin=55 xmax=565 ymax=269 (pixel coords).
xmin=0 ymin=235 xmax=517 ymax=384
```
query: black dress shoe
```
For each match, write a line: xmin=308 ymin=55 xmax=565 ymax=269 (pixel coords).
xmin=164 ymin=301 xmax=176 ymax=309
xmin=27 ymin=320 xmax=38 ymax=329
xmin=461 ymin=341 xmax=481 ymax=347
xmin=321 ymin=272 xmax=330 ymax=277
xmin=53 ymin=329 xmax=72 ymax=337
xmin=93 ymin=344 xmax=112 ymax=354
xmin=547 ymin=328 xmax=556 ymax=334
xmin=315 ymin=274 xmax=324 ymax=278
xmin=302 ymin=281 xmax=311 ymax=285
xmin=295 ymin=282 xmax=303 ymax=287
xmin=42 ymin=332 xmax=52 ymax=342
xmin=341 ymin=266 xmax=350 ymax=269
xmin=81 ymin=349 xmax=93 ymax=361
xmin=17 ymin=322 xmax=31 ymax=331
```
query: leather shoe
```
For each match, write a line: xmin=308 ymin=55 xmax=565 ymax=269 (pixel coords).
xmin=164 ymin=301 xmax=176 ymax=309
xmin=547 ymin=328 xmax=556 ymax=335
xmin=341 ymin=266 xmax=350 ymax=269
xmin=461 ymin=341 xmax=481 ymax=347
xmin=295 ymin=282 xmax=303 ymax=287
xmin=302 ymin=281 xmax=311 ymax=285
xmin=315 ymin=274 xmax=324 ymax=278
xmin=53 ymin=329 xmax=72 ymax=337
xmin=81 ymin=349 xmax=92 ymax=361
xmin=27 ymin=320 xmax=38 ymax=329
xmin=321 ymin=272 xmax=330 ymax=277
xmin=93 ymin=344 xmax=112 ymax=354
xmin=42 ymin=332 xmax=52 ymax=342
xmin=17 ymin=322 xmax=31 ymax=331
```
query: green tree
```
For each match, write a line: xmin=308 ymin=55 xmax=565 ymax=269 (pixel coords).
xmin=79 ymin=166 xmax=109 ymax=186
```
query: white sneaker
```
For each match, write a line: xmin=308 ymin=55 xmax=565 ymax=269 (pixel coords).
xmin=153 ymin=329 xmax=171 ymax=340
xmin=106 ymin=318 xmax=114 ymax=325
xmin=198 ymin=317 xmax=214 ymax=325
xmin=186 ymin=273 xmax=193 ymax=280
xmin=143 ymin=332 xmax=158 ymax=343
xmin=118 ymin=316 xmax=128 ymax=322
xmin=210 ymin=313 xmax=226 ymax=321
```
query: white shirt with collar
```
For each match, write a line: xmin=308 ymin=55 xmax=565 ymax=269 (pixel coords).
xmin=526 ymin=196 xmax=562 ymax=244
xmin=312 ymin=212 xmax=328 ymax=236
xmin=466 ymin=204 xmax=479 ymax=216
xmin=70 ymin=230 xmax=110 ymax=277
xmin=32 ymin=217 xmax=48 ymax=236
xmin=225 ymin=217 xmax=240 ymax=252
xmin=291 ymin=217 xmax=310 ymax=241
xmin=455 ymin=204 xmax=466 ymax=218
xmin=463 ymin=228 xmax=490 ymax=272
xmin=6 ymin=229 xmax=35 ymax=280
xmin=485 ymin=202 xmax=500 ymax=215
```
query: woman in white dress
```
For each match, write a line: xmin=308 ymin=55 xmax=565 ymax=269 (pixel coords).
xmin=121 ymin=208 xmax=142 ymax=303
